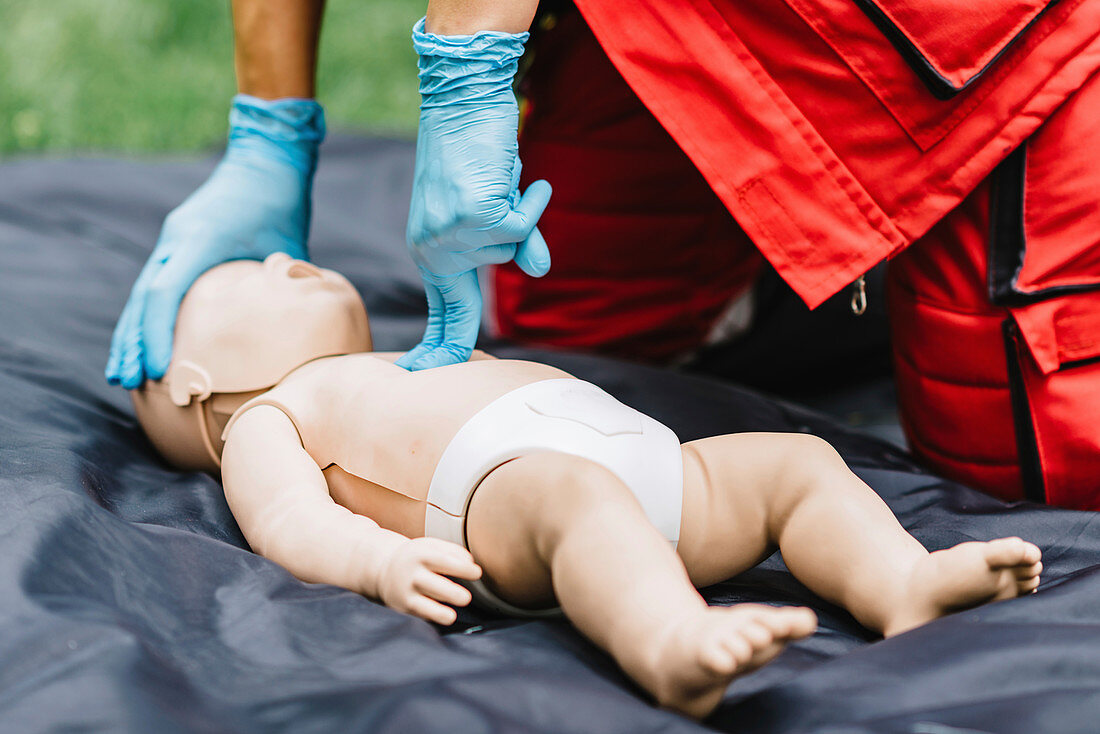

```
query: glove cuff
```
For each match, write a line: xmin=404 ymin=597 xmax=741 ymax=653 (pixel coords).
xmin=227 ymin=94 xmax=326 ymax=177
xmin=412 ymin=17 xmax=528 ymax=108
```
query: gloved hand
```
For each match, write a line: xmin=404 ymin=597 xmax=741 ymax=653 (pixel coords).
xmin=396 ymin=18 xmax=552 ymax=371
xmin=105 ymin=94 xmax=325 ymax=389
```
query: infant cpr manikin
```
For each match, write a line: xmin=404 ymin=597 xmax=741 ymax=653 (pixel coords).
xmin=132 ymin=255 xmax=1044 ymax=719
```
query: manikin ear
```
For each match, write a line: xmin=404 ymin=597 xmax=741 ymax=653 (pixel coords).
xmin=166 ymin=361 xmax=213 ymax=407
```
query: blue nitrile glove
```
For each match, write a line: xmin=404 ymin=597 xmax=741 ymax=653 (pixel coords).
xmin=105 ymin=94 xmax=325 ymax=389
xmin=396 ymin=18 xmax=552 ymax=371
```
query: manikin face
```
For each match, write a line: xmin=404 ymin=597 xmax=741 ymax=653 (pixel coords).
xmin=203 ymin=253 xmax=345 ymax=310
xmin=132 ymin=254 xmax=372 ymax=472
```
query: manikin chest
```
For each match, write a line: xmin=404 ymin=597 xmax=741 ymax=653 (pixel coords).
xmin=239 ymin=354 xmax=571 ymax=534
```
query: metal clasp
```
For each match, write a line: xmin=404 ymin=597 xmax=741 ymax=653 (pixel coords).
xmin=850 ymin=275 xmax=867 ymax=316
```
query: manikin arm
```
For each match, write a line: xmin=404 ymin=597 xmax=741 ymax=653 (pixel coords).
xmin=221 ymin=405 xmax=481 ymax=624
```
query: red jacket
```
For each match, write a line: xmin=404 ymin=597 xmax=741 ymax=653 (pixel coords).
xmin=572 ymin=0 xmax=1100 ymax=308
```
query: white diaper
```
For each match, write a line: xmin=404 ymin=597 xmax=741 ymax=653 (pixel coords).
xmin=424 ymin=378 xmax=683 ymax=617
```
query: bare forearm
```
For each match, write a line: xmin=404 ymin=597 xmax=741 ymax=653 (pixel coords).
xmin=425 ymin=0 xmax=539 ymax=34
xmin=233 ymin=0 xmax=325 ymax=99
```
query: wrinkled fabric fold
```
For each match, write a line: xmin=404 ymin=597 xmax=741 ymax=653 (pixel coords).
xmin=3 ymin=141 xmax=1099 ymax=733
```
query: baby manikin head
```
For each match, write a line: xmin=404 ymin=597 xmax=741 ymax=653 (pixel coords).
xmin=133 ymin=253 xmax=371 ymax=472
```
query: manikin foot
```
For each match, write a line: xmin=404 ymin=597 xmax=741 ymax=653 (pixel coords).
xmin=884 ymin=537 xmax=1042 ymax=637
xmin=638 ymin=604 xmax=817 ymax=718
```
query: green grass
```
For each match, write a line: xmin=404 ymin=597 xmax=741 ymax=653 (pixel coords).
xmin=0 ymin=0 xmax=424 ymax=155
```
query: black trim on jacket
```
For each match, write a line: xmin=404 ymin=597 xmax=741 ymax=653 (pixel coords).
xmin=851 ymin=0 xmax=1059 ymax=100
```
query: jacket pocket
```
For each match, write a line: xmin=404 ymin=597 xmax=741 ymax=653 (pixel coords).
xmin=782 ymin=0 xmax=1072 ymax=149
xmin=1003 ymin=294 xmax=1100 ymax=509
xmin=849 ymin=0 xmax=1056 ymax=98
xmin=988 ymin=80 xmax=1100 ymax=306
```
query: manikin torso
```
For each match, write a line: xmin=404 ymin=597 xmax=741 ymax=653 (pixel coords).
xmin=230 ymin=352 xmax=573 ymax=538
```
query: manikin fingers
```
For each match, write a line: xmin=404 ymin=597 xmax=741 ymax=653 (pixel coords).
xmin=407 ymin=595 xmax=458 ymax=626
xmin=421 ymin=553 xmax=482 ymax=582
xmin=412 ymin=538 xmax=482 ymax=580
xmin=415 ymin=536 xmax=475 ymax=560
xmin=413 ymin=571 xmax=474 ymax=608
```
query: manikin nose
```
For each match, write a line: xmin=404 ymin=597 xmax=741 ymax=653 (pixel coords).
xmin=263 ymin=253 xmax=323 ymax=279
xmin=285 ymin=260 xmax=323 ymax=279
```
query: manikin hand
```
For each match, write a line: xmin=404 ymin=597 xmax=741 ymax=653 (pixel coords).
xmin=105 ymin=95 xmax=325 ymax=389
xmin=377 ymin=537 xmax=483 ymax=625
xmin=397 ymin=18 xmax=552 ymax=372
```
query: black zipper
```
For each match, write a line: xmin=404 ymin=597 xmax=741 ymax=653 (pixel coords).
xmin=989 ymin=143 xmax=1100 ymax=306
xmin=1002 ymin=320 xmax=1046 ymax=503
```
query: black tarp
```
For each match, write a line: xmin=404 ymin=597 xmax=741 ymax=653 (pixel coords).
xmin=1 ymin=137 xmax=1098 ymax=733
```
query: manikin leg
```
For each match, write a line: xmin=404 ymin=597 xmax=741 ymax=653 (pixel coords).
xmin=466 ymin=437 xmax=1041 ymax=719
xmin=466 ymin=451 xmax=817 ymax=718
xmin=675 ymin=433 xmax=1043 ymax=637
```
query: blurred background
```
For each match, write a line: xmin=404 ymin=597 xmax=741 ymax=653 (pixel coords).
xmin=0 ymin=0 xmax=424 ymax=156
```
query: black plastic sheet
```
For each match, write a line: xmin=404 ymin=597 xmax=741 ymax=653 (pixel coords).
xmin=1 ymin=137 xmax=1098 ymax=733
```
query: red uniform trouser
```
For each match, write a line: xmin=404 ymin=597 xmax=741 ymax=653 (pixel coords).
xmin=489 ymin=11 xmax=763 ymax=364
xmin=491 ymin=5 xmax=1100 ymax=508
xmin=890 ymin=68 xmax=1100 ymax=509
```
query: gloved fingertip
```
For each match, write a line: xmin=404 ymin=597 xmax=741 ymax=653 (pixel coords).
xmin=119 ymin=363 xmax=145 ymax=391
xmin=515 ymin=254 xmax=550 ymax=278
xmin=141 ymin=311 xmax=175 ymax=381
xmin=140 ymin=331 xmax=170 ymax=380
xmin=496 ymin=181 xmax=553 ymax=242
xmin=520 ymin=179 xmax=553 ymax=215
xmin=396 ymin=339 xmax=438 ymax=371
xmin=104 ymin=356 xmax=120 ymax=385
xmin=145 ymin=353 xmax=170 ymax=382
xmin=411 ymin=348 xmax=466 ymax=371
xmin=408 ymin=354 xmax=441 ymax=371
xmin=105 ymin=355 xmax=124 ymax=385
xmin=527 ymin=178 xmax=552 ymax=198
xmin=515 ymin=227 xmax=551 ymax=278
